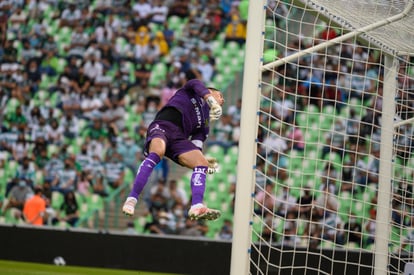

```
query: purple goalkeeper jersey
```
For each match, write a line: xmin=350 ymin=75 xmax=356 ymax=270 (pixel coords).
xmin=160 ymin=79 xmax=211 ymax=142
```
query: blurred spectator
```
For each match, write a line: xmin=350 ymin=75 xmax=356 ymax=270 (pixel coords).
xmin=272 ymin=89 xmax=294 ymax=123
xmin=167 ymin=179 xmax=188 ymax=208
xmin=23 ymin=186 xmax=46 ymax=226
xmin=145 ymin=210 xmax=175 ymax=235
xmin=168 ymin=0 xmax=190 ymax=19
xmin=76 ymin=143 xmax=93 ymax=171
xmin=102 ymin=88 xmax=126 ymax=132
xmin=84 ymin=118 xmax=108 ymax=143
xmin=322 ymin=118 xmax=347 ymax=160
xmin=46 ymin=118 xmax=64 ymax=145
xmin=223 ymin=14 xmax=246 ymax=46
xmin=51 ymin=157 xmax=77 ymax=194
xmin=303 ymin=207 xmax=323 ymax=249
xmin=61 ymin=111 xmax=80 ymax=140
xmin=315 ymin=181 xmax=339 ymax=215
xmin=197 ymin=54 xmax=214 ymax=83
xmin=282 ymin=211 xmax=301 ymax=246
xmin=260 ymin=121 xmax=287 ymax=158
xmin=261 ymin=212 xmax=279 ymax=243
xmin=2 ymin=39 xmax=18 ymax=65
xmin=8 ymin=7 xmax=27 ymax=37
xmin=319 ymin=162 xmax=340 ymax=195
xmin=208 ymin=114 xmax=233 ymax=149
xmin=43 ymin=152 xmax=64 ymax=181
xmin=171 ymin=202 xmax=186 ymax=232
xmin=66 ymin=25 xmax=90 ymax=59
xmin=322 ymin=214 xmax=345 ymax=245
xmin=147 ymin=187 xmax=169 ymax=219
xmin=81 ymin=89 xmax=103 ymax=120
xmin=217 ymin=219 xmax=233 ymax=240
xmin=88 ymin=155 xmax=108 ymax=196
xmin=152 ymin=31 xmax=169 ymax=57
xmin=5 ymin=105 xmax=27 ymax=133
xmin=3 ymin=179 xmax=33 ymax=221
xmin=33 ymin=145 xmax=49 ymax=171
xmin=150 ymin=0 xmax=169 ymax=26
xmin=61 ymin=91 xmax=82 ymax=115
xmin=41 ymin=35 xmax=58 ymax=57
xmin=399 ymin=216 xmax=414 ymax=254
xmin=179 ymin=217 xmax=208 ymax=237
xmin=275 ymin=185 xmax=297 ymax=217
xmin=343 ymin=214 xmax=363 ymax=247
xmin=103 ymin=151 xmax=125 ymax=189
xmin=342 ymin=147 xmax=369 ymax=193
xmin=94 ymin=0 xmax=112 ymax=16
xmin=15 ymin=157 xmax=36 ymax=186
xmin=11 ymin=133 xmax=30 ymax=163
xmin=254 ymin=181 xmax=277 ymax=215
xmin=297 ymin=187 xmax=314 ymax=220
xmin=227 ymin=98 xmax=241 ymax=127
xmin=53 ymin=191 xmax=79 ymax=227
xmin=148 ymin=178 xmax=170 ymax=205
xmin=286 ymin=119 xmax=304 ymax=152
xmin=364 ymin=207 xmax=377 ymax=247
xmin=20 ymin=39 xmax=39 ymax=65
xmin=77 ymin=171 xmax=91 ymax=197
xmin=26 ymin=59 xmax=41 ymax=95
xmin=83 ymin=54 xmax=104 ymax=81
xmin=141 ymin=98 xmax=159 ymax=128
xmin=117 ymin=131 xmax=142 ymax=173
xmin=60 ymin=3 xmax=81 ymax=28
xmin=162 ymin=22 xmax=175 ymax=48
xmin=124 ymin=221 xmax=137 ymax=235
xmin=132 ymin=0 xmax=152 ymax=25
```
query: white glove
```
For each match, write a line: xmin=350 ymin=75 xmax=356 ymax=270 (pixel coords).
xmin=206 ymin=157 xmax=220 ymax=174
xmin=206 ymin=96 xmax=222 ymax=121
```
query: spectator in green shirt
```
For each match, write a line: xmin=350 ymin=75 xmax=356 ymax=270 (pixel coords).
xmin=5 ymin=105 xmax=27 ymax=133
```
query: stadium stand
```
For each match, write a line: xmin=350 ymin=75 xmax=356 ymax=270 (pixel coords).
xmin=0 ymin=0 xmax=246 ymax=239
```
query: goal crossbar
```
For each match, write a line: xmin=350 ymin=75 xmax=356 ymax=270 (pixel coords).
xmin=262 ymin=0 xmax=414 ymax=72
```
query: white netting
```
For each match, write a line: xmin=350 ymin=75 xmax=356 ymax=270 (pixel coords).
xmin=241 ymin=0 xmax=414 ymax=274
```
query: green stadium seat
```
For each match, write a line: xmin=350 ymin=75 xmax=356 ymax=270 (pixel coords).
xmin=51 ymin=191 xmax=64 ymax=210
xmin=167 ymin=16 xmax=183 ymax=32
xmin=86 ymin=194 xmax=104 ymax=211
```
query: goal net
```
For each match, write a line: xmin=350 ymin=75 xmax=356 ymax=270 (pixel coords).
xmin=231 ymin=0 xmax=414 ymax=274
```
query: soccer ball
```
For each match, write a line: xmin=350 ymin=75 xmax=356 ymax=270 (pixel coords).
xmin=53 ymin=256 xmax=66 ymax=266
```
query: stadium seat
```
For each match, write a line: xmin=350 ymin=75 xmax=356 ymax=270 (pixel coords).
xmin=51 ymin=191 xmax=64 ymax=210
xmin=86 ymin=194 xmax=104 ymax=212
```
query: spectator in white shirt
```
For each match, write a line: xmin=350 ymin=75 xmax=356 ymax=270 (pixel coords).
xmin=132 ymin=0 xmax=152 ymax=24
xmin=8 ymin=7 xmax=27 ymax=36
xmin=150 ymin=0 xmax=168 ymax=25
xmin=80 ymin=89 xmax=103 ymax=120
xmin=60 ymin=3 xmax=81 ymax=28
xmin=31 ymin=116 xmax=49 ymax=142
xmin=46 ymin=118 xmax=64 ymax=145
xmin=83 ymin=55 xmax=103 ymax=81
xmin=60 ymin=111 xmax=80 ymax=140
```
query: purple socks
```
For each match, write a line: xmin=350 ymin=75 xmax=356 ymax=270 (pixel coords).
xmin=129 ymin=152 xmax=161 ymax=199
xmin=190 ymin=166 xmax=208 ymax=205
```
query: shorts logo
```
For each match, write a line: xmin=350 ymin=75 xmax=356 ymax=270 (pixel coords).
xmin=149 ymin=123 xmax=165 ymax=133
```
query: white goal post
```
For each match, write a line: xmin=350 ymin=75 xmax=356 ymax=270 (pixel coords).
xmin=231 ymin=1 xmax=414 ymax=274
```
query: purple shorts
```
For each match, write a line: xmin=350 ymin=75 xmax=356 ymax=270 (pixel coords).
xmin=144 ymin=120 xmax=200 ymax=164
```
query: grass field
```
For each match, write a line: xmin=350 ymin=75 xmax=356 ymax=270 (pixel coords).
xmin=0 ymin=260 xmax=181 ymax=275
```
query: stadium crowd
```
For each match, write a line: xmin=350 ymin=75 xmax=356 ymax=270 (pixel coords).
xmin=0 ymin=0 xmax=246 ymax=239
xmin=1 ymin=0 xmax=413 ymax=251
xmin=254 ymin=21 xmax=414 ymax=250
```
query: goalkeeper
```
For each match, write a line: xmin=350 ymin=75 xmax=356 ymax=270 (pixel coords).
xmin=122 ymin=79 xmax=224 ymax=221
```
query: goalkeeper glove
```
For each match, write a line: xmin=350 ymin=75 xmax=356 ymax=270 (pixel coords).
xmin=206 ymin=96 xmax=222 ymax=121
xmin=206 ymin=157 xmax=220 ymax=174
